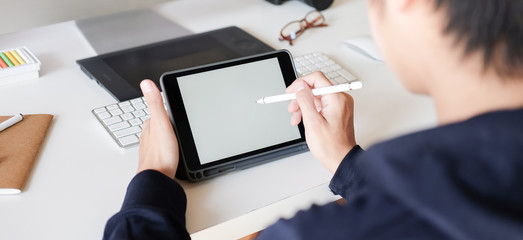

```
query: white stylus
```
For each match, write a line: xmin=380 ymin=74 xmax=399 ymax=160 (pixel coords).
xmin=0 ymin=113 xmax=24 ymax=132
xmin=256 ymin=81 xmax=363 ymax=104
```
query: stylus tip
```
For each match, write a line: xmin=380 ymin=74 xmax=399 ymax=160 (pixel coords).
xmin=256 ymin=98 xmax=265 ymax=104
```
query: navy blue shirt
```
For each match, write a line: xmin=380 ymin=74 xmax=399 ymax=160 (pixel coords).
xmin=104 ymin=108 xmax=523 ymax=239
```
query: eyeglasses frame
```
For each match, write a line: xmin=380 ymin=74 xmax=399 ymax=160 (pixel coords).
xmin=279 ymin=10 xmax=328 ymax=46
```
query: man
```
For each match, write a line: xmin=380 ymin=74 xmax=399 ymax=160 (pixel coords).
xmin=104 ymin=0 xmax=523 ymax=239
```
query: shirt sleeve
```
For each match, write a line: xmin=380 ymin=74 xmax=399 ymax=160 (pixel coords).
xmin=329 ymin=145 xmax=365 ymax=200
xmin=103 ymin=170 xmax=190 ymax=240
xmin=256 ymin=187 xmax=446 ymax=240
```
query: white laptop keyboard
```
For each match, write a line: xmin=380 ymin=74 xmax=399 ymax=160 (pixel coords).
xmin=92 ymin=52 xmax=358 ymax=148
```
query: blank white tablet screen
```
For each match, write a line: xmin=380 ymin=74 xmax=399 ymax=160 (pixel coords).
xmin=177 ymin=58 xmax=301 ymax=165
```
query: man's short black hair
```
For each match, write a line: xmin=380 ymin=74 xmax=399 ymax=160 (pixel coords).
xmin=434 ymin=0 xmax=523 ymax=77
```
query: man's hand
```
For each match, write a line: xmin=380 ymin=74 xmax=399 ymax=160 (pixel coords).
xmin=137 ymin=79 xmax=179 ymax=179
xmin=287 ymin=71 xmax=357 ymax=173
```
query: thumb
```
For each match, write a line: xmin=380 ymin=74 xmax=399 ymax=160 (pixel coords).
xmin=140 ymin=79 xmax=167 ymax=120
xmin=295 ymin=84 xmax=324 ymax=125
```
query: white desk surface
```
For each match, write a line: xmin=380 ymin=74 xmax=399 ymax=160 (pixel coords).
xmin=0 ymin=0 xmax=436 ymax=239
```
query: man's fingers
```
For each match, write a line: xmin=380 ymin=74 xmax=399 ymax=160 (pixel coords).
xmin=288 ymin=99 xmax=300 ymax=113
xmin=295 ymin=83 xmax=324 ymax=126
xmin=301 ymin=71 xmax=333 ymax=89
xmin=290 ymin=111 xmax=302 ymax=126
xmin=286 ymin=72 xmax=332 ymax=95
xmin=140 ymin=80 xmax=168 ymax=121
xmin=286 ymin=79 xmax=304 ymax=94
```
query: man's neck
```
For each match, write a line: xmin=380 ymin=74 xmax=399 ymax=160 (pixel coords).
xmin=429 ymin=62 xmax=523 ymax=125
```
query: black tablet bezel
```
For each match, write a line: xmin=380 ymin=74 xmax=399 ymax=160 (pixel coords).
xmin=161 ymin=50 xmax=307 ymax=180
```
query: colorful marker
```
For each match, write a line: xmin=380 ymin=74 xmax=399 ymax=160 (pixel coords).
xmin=4 ymin=51 xmax=20 ymax=66
xmin=0 ymin=57 xmax=7 ymax=68
xmin=0 ymin=52 xmax=14 ymax=67
xmin=15 ymin=49 xmax=31 ymax=64
xmin=11 ymin=50 xmax=26 ymax=65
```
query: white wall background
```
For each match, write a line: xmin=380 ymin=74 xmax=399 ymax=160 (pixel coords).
xmin=0 ymin=0 xmax=171 ymax=35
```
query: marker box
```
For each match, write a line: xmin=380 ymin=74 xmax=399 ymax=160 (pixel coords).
xmin=0 ymin=47 xmax=41 ymax=86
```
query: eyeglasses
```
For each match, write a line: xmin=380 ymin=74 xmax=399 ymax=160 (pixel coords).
xmin=279 ymin=10 xmax=328 ymax=46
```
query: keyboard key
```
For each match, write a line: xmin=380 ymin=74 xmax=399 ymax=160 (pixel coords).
xmin=97 ymin=111 xmax=111 ymax=119
xmin=103 ymin=116 xmax=122 ymax=125
xmin=109 ymin=108 xmax=123 ymax=116
xmin=107 ymin=104 xmax=119 ymax=110
xmin=315 ymin=62 xmax=327 ymax=68
xmin=339 ymin=69 xmax=357 ymax=81
xmin=310 ymin=57 xmax=321 ymax=64
xmin=129 ymin=118 xmax=142 ymax=126
xmin=296 ymin=68 xmax=306 ymax=75
xmin=133 ymin=110 xmax=146 ymax=118
xmin=121 ymin=113 xmax=134 ymax=121
xmin=93 ymin=107 xmax=106 ymax=114
xmin=113 ymin=126 xmax=141 ymax=138
xmin=331 ymin=64 xmax=342 ymax=71
xmin=108 ymin=121 xmax=131 ymax=131
xmin=130 ymin=98 xmax=143 ymax=104
xmin=322 ymin=66 xmax=334 ymax=73
xmin=334 ymin=77 xmax=347 ymax=84
xmin=327 ymin=72 xmax=339 ymax=79
xmin=133 ymin=102 xmax=147 ymax=110
xmin=118 ymin=101 xmax=131 ymax=107
xmin=118 ymin=134 xmax=139 ymax=146
xmin=121 ymin=105 xmax=135 ymax=113
xmin=299 ymin=59 xmax=311 ymax=66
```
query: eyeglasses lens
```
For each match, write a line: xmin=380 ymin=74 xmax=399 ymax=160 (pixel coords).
xmin=305 ymin=11 xmax=325 ymax=26
xmin=281 ymin=21 xmax=305 ymax=40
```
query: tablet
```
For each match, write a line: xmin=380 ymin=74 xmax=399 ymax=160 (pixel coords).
xmin=161 ymin=50 xmax=307 ymax=181
xmin=77 ymin=26 xmax=275 ymax=101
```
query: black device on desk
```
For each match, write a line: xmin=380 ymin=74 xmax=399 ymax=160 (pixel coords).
xmin=77 ymin=26 xmax=275 ymax=101
xmin=161 ymin=50 xmax=308 ymax=181
xmin=266 ymin=0 xmax=333 ymax=10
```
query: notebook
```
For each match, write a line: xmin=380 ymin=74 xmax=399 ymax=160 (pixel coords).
xmin=0 ymin=114 xmax=53 ymax=194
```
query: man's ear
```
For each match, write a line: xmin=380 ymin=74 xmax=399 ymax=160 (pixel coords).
xmin=397 ymin=0 xmax=417 ymax=12
xmin=371 ymin=0 xmax=417 ymax=17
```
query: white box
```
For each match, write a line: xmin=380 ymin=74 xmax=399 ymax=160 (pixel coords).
xmin=0 ymin=47 xmax=41 ymax=86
